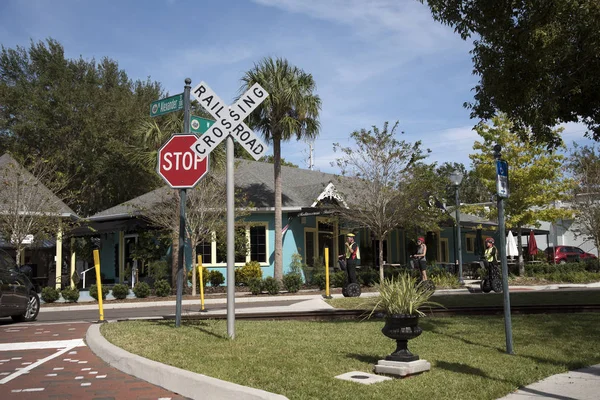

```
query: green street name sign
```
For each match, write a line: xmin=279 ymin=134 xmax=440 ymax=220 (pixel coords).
xmin=150 ymin=93 xmax=184 ymax=117
xmin=190 ymin=115 xmax=215 ymax=134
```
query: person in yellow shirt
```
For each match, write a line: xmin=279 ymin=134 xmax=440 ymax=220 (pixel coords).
xmin=344 ymin=233 xmax=359 ymax=284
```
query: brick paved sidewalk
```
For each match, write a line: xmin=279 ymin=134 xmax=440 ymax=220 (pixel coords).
xmin=0 ymin=322 xmax=189 ymax=400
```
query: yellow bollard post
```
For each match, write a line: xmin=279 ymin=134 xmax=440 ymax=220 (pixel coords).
xmin=93 ymin=249 xmax=104 ymax=322
xmin=324 ymin=247 xmax=332 ymax=299
xmin=198 ymin=255 xmax=206 ymax=312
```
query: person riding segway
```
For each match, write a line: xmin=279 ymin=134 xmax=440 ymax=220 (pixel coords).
xmin=481 ymin=237 xmax=502 ymax=293
xmin=411 ymin=237 xmax=435 ymax=291
xmin=341 ymin=233 xmax=361 ymax=297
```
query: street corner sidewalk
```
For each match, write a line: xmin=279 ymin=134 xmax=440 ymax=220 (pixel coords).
xmin=497 ymin=364 xmax=600 ymax=400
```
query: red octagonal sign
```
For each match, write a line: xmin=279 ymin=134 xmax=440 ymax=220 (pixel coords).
xmin=157 ymin=134 xmax=209 ymax=188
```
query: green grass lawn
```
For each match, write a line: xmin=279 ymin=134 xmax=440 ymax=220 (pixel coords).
xmin=327 ymin=288 xmax=600 ymax=310
xmin=102 ymin=313 xmax=600 ymax=400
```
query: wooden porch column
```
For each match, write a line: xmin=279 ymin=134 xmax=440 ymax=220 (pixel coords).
xmin=55 ymin=226 xmax=63 ymax=290
xmin=70 ymin=238 xmax=76 ymax=289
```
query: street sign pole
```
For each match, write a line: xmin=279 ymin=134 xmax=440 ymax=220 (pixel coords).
xmin=226 ymin=135 xmax=235 ymax=339
xmin=175 ymin=78 xmax=192 ymax=328
xmin=494 ymin=144 xmax=514 ymax=354
xmin=189 ymin=81 xmax=269 ymax=339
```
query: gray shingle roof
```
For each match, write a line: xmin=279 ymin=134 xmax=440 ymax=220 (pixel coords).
xmin=89 ymin=160 xmax=346 ymax=220
xmin=0 ymin=153 xmax=77 ymax=217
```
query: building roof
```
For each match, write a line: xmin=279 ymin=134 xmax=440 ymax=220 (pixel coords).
xmin=88 ymin=160 xmax=348 ymax=220
xmin=0 ymin=153 xmax=77 ymax=217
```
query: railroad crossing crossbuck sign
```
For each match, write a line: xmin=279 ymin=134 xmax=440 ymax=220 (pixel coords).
xmin=190 ymin=82 xmax=268 ymax=160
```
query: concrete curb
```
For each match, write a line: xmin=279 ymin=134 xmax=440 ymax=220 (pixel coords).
xmin=86 ymin=323 xmax=289 ymax=400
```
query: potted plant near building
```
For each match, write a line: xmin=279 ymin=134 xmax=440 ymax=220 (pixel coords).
xmin=366 ymin=273 xmax=440 ymax=362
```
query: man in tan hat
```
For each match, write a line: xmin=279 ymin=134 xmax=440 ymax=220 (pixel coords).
xmin=344 ymin=233 xmax=359 ymax=284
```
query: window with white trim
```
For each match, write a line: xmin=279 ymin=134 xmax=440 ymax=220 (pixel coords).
xmin=196 ymin=223 xmax=269 ymax=266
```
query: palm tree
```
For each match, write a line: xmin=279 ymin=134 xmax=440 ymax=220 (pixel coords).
xmin=239 ymin=57 xmax=321 ymax=282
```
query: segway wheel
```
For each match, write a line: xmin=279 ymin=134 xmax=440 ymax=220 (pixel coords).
xmin=344 ymin=283 xmax=361 ymax=297
xmin=491 ymin=278 xmax=503 ymax=293
xmin=481 ymin=279 xmax=492 ymax=293
xmin=420 ymin=280 xmax=435 ymax=292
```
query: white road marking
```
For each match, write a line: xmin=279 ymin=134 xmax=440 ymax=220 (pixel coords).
xmin=80 ymin=382 xmax=91 ymax=386
xmin=96 ymin=375 xmax=107 ymax=379
xmin=0 ymin=339 xmax=85 ymax=352
xmin=53 ymin=367 xmax=64 ymax=371
xmin=0 ymin=339 xmax=85 ymax=384
xmin=45 ymin=373 xmax=57 ymax=377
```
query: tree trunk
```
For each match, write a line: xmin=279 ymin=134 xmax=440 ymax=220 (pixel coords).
xmin=171 ymin=231 xmax=178 ymax=287
xmin=517 ymin=226 xmax=524 ymax=276
xmin=191 ymin=246 xmax=197 ymax=296
xmin=379 ymin=235 xmax=385 ymax=283
xmin=274 ymin=137 xmax=283 ymax=282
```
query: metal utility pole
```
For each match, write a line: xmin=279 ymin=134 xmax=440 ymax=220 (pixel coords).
xmin=175 ymin=78 xmax=192 ymax=328
xmin=494 ymin=144 xmax=514 ymax=354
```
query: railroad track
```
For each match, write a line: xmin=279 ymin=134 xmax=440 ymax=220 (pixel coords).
xmin=161 ymin=304 xmax=600 ymax=322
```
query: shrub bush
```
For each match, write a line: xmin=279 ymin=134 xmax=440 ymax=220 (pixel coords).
xmin=188 ymin=265 xmax=210 ymax=288
xmin=209 ymin=270 xmax=225 ymax=287
xmin=282 ymin=272 xmax=303 ymax=293
xmin=154 ymin=279 xmax=171 ymax=297
xmin=41 ymin=287 xmax=60 ymax=303
xmin=60 ymin=287 xmax=80 ymax=303
xmin=311 ymin=272 xmax=326 ymax=290
xmin=248 ymin=277 xmax=262 ymax=295
xmin=89 ymin=284 xmax=109 ymax=300
xmin=111 ymin=284 xmax=129 ymax=300
xmin=262 ymin=276 xmax=280 ymax=295
xmin=331 ymin=271 xmax=348 ymax=288
xmin=133 ymin=282 xmax=151 ymax=298
xmin=148 ymin=260 xmax=169 ymax=281
xmin=358 ymin=268 xmax=379 ymax=286
xmin=235 ymin=261 xmax=263 ymax=285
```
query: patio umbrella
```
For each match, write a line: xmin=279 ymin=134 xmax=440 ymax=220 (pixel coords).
xmin=528 ymin=231 xmax=538 ymax=256
xmin=506 ymin=231 xmax=518 ymax=258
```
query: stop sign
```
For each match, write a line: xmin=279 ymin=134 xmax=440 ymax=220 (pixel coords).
xmin=157 ymin=134 xmax=209 ymax=188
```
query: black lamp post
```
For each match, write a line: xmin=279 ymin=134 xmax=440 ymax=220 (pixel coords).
xmin=449 ymin=171 xmax=464 ymax=284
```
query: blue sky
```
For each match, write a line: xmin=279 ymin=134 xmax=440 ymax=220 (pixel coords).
xmin=0 ymin=0 xmax=591 ymax=173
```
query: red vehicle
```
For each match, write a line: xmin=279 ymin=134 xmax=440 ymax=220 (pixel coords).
xmin=545 ymin=246 xmax=598 ymax=264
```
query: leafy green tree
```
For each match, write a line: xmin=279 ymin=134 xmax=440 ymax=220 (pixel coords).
xmin=468 ymin=114 xmax=575 ymax=274
xmin=436 ymin=162 xmax=491 ymax=206
xmin=333 ymin=121 xmax=446 ymax=281
xmin=420 ymin=0 xmax=600 ymax=146
xmin=239 ymin=57 xmax=321 ymax=282
xmin=567 ymin=144 xmax=600 ymax=256
xmin=0 ymin=38 xmax=162 ymax=215
xmin=259 ymin=155 xmax=298 ymax=168
xmin=0 ymin=153 xmax=72 ymax=265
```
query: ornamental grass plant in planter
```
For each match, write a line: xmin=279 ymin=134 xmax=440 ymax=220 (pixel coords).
xmin=364 ymin=273 xmax=441 ymax=366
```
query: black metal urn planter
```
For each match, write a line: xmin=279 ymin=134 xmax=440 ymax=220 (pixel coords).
xmin=365 ymin=273 xmax=439 ymax=378
xmin=381 ymin=314 xmax=422 ymax=362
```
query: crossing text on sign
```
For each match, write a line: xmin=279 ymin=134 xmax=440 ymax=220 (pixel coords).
xmin=190 ymin=82 xmax=269 ymax=160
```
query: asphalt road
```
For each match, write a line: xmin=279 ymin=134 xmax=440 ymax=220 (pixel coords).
xmin=0 ymin=299 xmax=304 ymax=325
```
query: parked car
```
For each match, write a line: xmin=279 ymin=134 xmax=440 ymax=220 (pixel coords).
xmin=545 ymin=246 xmax=598 ymax=264
xmin=0 ymin=249 xmax=40 ymax=322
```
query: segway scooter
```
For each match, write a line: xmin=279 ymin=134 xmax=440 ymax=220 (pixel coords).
xmin=480 ymin=260 xmax=502 ymax=293
xmin=411 ymin=257 xmax=436 ymax=292
xmin=341 ymin=256 xmax=361 ymax=297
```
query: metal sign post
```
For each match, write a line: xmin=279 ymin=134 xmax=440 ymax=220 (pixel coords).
xmin=494 ymin=144 xmax=514 ymax=354
xmin=189 ymin=81 xmax=269 ymax=339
